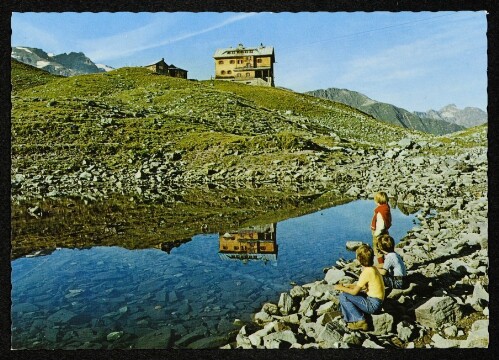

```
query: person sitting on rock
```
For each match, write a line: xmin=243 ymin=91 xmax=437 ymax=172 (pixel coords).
xmin=334 ymin=244 xmax=385 ymax=331
xmin=376 ymin=234 xmax=407 ymax=289
xmin=371 ymin=191 xmax=392 ymax=265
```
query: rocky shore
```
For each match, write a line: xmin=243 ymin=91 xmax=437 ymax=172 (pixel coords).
xmin=222 ymin=135 xmax=488 ymax=349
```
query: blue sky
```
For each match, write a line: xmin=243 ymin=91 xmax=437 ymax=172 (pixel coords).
xmin=11 ymin=11 xmax=487 ymax=112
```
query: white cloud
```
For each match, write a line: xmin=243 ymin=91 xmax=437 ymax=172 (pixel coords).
xmin=11 ymin=19 xmax=60 ymax=51
xmin=337 ymin=26 xmax=483 ymax=86
xmin=83 ymin=13 xmax=258 ymax=62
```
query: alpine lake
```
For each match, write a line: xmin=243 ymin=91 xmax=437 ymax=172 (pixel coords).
xmin=11 ymin=188 xmax=419 ymax=349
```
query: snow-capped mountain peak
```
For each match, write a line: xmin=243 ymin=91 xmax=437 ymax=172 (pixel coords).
xmin=11 ymin=46 xmax=109 ymax=77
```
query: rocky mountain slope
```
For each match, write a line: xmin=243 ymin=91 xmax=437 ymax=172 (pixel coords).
xmin=12 ymin=60 xmax=424 ymax=205
xmin=414 ymin=104 xmax=487 ymax=128
xmin=306 ymin=87 xmax=470 ymax=135
xmin=11 ymin=46 xmax=113 ymax=76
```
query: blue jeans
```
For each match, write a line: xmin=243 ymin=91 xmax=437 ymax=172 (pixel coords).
xmin=383 ymin=275 xmax=405 ymax=289
xmin=339 ymin=292 xmax=383 ymax=323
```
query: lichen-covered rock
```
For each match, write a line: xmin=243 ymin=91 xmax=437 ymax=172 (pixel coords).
xmin=317 ymin=322 xmax=343 ymax=344
xmin=415 ymin=296 xmax=463 ymax=329
xmin=290 ymin=285 xmax=308 ymax=299
xmin=371 ymin=313 xmax=394 ymax=335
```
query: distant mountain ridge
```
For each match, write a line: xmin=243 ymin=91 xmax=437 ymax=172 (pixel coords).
xmin=11 ymin=46 xmax=114 ymax=77
xmin=306 ymin=88 xmax=486 ymax=135
xmin=414 ymin=104 xmax=487 ymax=128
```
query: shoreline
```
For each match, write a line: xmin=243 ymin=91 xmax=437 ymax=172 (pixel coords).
xmin=223 ymin=136 xmax=488 ymax=349
xmin=11 ymin=130 xmax=488 ymax=349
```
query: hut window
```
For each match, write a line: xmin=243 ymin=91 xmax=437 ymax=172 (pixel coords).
xmin=218 ymin=60 xmax=224 ymax=64
xmin=227 ymin=70 xmax=232 ymax=74
xmin=260 ymin=246 xmax=266 ymax=250
xmin=237 ymin=73 xmax=241 ymax=77
xmin=221 ymin=70 xmax=226 ymax=75
xmin=257 ymin=58 xmax=262 ymax=63
xmin=246 ymin=73 xmax=250 ymax=77
xmin=230 ymin=60 xmax=235 ymax=64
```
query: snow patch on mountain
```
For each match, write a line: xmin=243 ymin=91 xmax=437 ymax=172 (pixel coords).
xmin=17 ymin=47 xmax=33 ymax=54
xmin=96 ymin=64 xmax=115 ymax=72
xmin=36 ymin=60 xmax=51 ymax=67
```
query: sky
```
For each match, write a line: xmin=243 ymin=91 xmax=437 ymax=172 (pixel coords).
xmin=11 ymin=11 xmax=487 ymax=112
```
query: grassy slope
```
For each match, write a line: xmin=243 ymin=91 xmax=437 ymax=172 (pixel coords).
xmin=11 ymin=58 xmax=63 ymax=92
xmin=12 ymin=65 xmax=422 ymax=173
xmin=12 ymin=63 xmax=487 ymax=171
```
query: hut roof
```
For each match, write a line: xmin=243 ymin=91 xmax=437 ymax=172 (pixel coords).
xmin=214 ymin=44 xmax=274 ymax=59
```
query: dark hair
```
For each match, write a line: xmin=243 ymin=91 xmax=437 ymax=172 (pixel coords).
xmin=356 ymin=244 xmax=374 ymax=267
xmin=378 ymin=234 xmax=395 ymax=253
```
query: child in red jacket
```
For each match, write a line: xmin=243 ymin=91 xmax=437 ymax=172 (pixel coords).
xmin=371 ymin=191 xmax=391 ymax=264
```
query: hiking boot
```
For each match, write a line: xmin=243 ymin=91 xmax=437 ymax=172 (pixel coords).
xmin=347 ymin=320 xmax=369 ymax=331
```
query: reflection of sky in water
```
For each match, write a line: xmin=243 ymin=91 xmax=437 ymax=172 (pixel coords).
xmin=11 ymin=200 xmax=417 ymax=349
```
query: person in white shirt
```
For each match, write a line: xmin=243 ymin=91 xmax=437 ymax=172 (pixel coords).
xmin=376 ymin=234 xmax=407 ymax=289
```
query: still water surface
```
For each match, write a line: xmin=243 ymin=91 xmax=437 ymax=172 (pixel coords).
xmin=11 ymin=200 xmax=418 ymax=349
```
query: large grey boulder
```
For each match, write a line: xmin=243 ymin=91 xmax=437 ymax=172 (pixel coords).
xmin=461 ymin=319 xmax=488 ymax=348
xmin=290 ymin=285 xmax=308 ymax=299
xmin=431 ymin=334 xmax=462 ymax=348
xmin=324 ymin=268 xmax=346 ymax=285
xmin=308 ymin=282 xmax=336 ymax=298
xmin=278 ymin=292 xmax=293 ymax=315
xmin=300 ymin=322 xmax=324 ymax=339
xmin=263 ymin=330 xmax=297 ymax=349
xmin=345 ymin=241 xmax=363 ymax=251
xmin=261 ymin=302 xmax=279 ymax=315
xmin=362 ymin=338 xmax=384 ymax=348
xmin=371 ymin=313 xmax=394 ymax=335
xmin=235 ymin=326 xmax=253 ymax=349
xmin=280 ymin=313 xmax=300 ymax=325
xmin=248 ymin=322 xmax=275 ymax=347
xmin=472 ymin=283 xmax=489 ymax=304
xmin=317 ymin=322 xmax=343 ymax=344
xmin=298 ymin=295 xmax=316 ymax=316
xmin=254 ymin=311 xmax=273 ymax=324
xmin=316 ymin=301 xmax=337 ymax=316
xmin=397 ymin=321 xmax=415 ymax=342
xmin=415 ymin=296 xmax=463 ymax=329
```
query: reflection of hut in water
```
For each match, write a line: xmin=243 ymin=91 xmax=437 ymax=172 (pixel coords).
xmin=218 ymin=223 xmax=277 ymax=263
xmin=156 ymin=238 xmax=192 ymax=254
